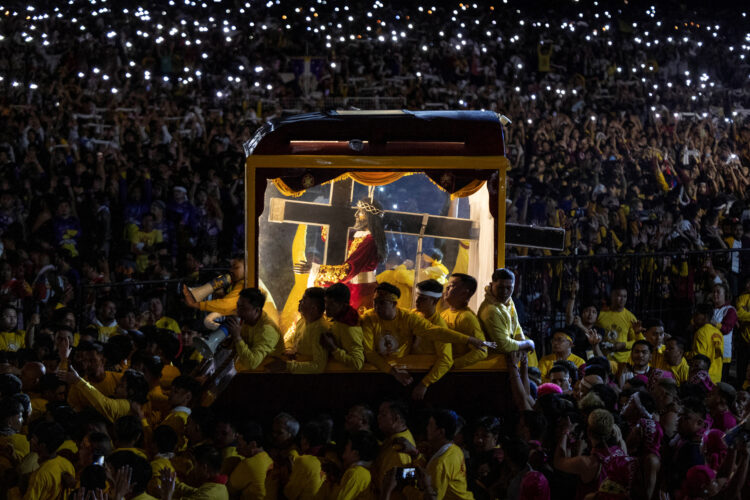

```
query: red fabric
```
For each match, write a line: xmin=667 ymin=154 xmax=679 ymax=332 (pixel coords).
xmin=348 ymin=282 xmax=377 ymax=314
xmin=702 ymin=429 xmax=728 ymax=470
xmin=336 ymin=306 xmax=361 ymax=327
xmin=208 ymin=474 xmax=228 ymax=485
xmin=716 ymin=305 xmax=738 ymax=335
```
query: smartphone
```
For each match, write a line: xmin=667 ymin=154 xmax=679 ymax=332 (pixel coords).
xmin=396 ymin=466 xmax=417 ymax=486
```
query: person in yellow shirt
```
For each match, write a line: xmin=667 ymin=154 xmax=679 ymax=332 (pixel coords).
xmin=392 ymin=409 xmax=474 ymax=500
xmin=224 ymin=288 xmax=283 ymax=372
xmin=690 ymin=303 xmax=724 ymax=383
xmin=362 ymin=283 xmax=490 ymax=387
xmin=92 ymin=300 xmax=119 ymax=343
xmin=228 ymin=420 xmax=274 ymax=500
xmin=148 ymin=425 xmax=178 ymax=497
xmin=268 ymin=287 xmax=329 ymax=374
xmin=148 ymin=296 xmax=181 ymax=335
xmin=419 ymin=249 xmax=450 ymax=284
xmin=131 ymin=213 xmax=163 ymax=273
xmin=130 ymin=352 xmax=168 ymax=418
xmin=283 ymin=421 xmax=327 ymax=500
xmin=330 ymin=430 xmax=379 ymax=500
xmin=377 ymin=257 xmax=415 ymax=309
xmin=412 ymin=279 xmax=452 ymax=402
xmin=477 ymin=268 xmax=536 ymax=361
xmin=640 ymin=318 xmax=666 ymax=354
xmin=0 ymin=306 xmax=25 ymax=352
xmin=539 ymin=329 xmax=585 ymax=381
xmin=112 ymin=415 xmax=148 ymax=459
xmin=372 ymin=400 xmax=415 ymax=494
xmin=66 ymin=340 xmax=123 ymax=411
xmin=59 ymin=366 xmax=151 ymax=424
xmin=651 ymin=337 xmax=690 ymax=385
xmin=162 ymin=444 xmax=230 ymax=500
xmin=735 ymin=276 xmax=750 ymax=392
xmin=595 ymin=287 xmax=640 ymax=364
xmin=441 ymin=274 xmax=488 ymax=371
xmin=23 ymin=421 xmax=75 ymax=500
xmin=320 ymin=283 xmax=365 ymax=370
xmin=0 ymin=397 xmax=30 ymax=474
xmin=160 ymin=375 xmax=202 ymax=452
xmin=214 ymin=418 xmax=242 ymax=476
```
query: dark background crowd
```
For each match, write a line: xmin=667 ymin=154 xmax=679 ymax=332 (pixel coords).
xmin=1 ymin=1 xmax=750 ymax=499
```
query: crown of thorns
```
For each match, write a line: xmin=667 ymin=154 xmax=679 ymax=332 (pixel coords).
xmin=357 ymin=199 xmax=384 ymax=217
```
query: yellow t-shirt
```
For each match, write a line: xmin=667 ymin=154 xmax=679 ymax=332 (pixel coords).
xmin=0 ymin=330 xmax=25 ymax=351
xmin=539 ymin=353 xmax=586 ymax=381
xmin=228 ymin=450 xmax=274 ymax=500
xmin=67 ymin=371 xmax=122 ymax=411
xmin=161 ymin=407 xmax=191 ymax=452
xmin=361 ymin=308 xmax=468 ymax=374
xmin=283 ymin=454 xmax=324 ymax=500
xmin=477 ymin=290 xmax=538 ymax=367
xmin=372 ymin=429 xmax=415 ymax=493
xmin=691 ymin=323 xmax=724 ymax=383
xmin=285 ymin=317 xmax=329 ymax=374
xmin=331 ymin=464 xmax=374 ymax=500
xmin=440 ymin=307 xmax=487 ymax=369
xmin=423 ymin=444 xmax=473 ymax=500
xmin=23 ymin=455 xmax=74 ymax=500
xmin=412 ymin=311 xmax=452 ymax=388
xmin=148 ymin=455 xmax=175 ymax=497
xmin=329 ymin=320 xmax=365 ymax=371
xmin=235 ymin=312 xmax=283 ymax=372
xmin=596 ymin=308 xmax=638 ymax=364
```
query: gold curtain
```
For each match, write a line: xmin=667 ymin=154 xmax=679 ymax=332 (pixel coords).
xmin=273 ymin=172 xmax=485 ymax=199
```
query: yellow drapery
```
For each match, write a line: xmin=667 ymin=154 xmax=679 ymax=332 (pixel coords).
xmin=272 ymin=172 xmax=485 ymax=199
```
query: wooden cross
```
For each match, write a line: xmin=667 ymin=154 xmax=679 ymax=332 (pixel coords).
xmin=268 ymin=178 xmax=565 ymax=266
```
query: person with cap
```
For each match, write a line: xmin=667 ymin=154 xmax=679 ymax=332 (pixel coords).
xmin=441 ymin=273 xmax=489 ymax=369
xmin=477 ymin=268 xmax=537 ymax=362
xmin=538 ymin=328 xmax=585 ymax=382
xmin=411 ymin=279 xmax=453 ymax=401
xmin=319 ymin=283 xmax=365 ymax=370
xmin=361 ymin=282 xmax=493 ymax=387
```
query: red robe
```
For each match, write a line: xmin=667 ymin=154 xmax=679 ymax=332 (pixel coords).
xmin=314 ymin=231 xmax=380 ymax=312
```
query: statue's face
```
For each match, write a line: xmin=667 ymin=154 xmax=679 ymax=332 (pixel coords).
xmin=354 ymin=207 xmax=368 ymax=230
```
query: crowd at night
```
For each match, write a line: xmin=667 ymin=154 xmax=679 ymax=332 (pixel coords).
xmin=1 ymin=0 xmax=750 ymax=499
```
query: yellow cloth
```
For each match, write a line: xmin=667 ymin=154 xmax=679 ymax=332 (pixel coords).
xmin=235 ymin=312 xmax=283 ymax=371
xmin=0 ymin=433 xmax=29 ymax=472
xmin=413 ymin=311 xmax=452 ymax=388
xmin=72 ymin=378 xmax=131 ymax=423
xmin=161 ymin=407 xmax=191 ymax=452
xmin=423 ymin=444 xmax=473 ymax=500
xmin=131 ymin=228 xmax=163 ymax=272
xmin=220 ymin=446 xmax=243 ymax=477
xmin=67 ymin=371 xmax=122 ymax=411
xmin=285 ymin=317 xmax=329 ymax=374
xmin=377 ymin=265 xmax=415 ymax=309
xmin=539 ymin=353 xmax=585 ymax=381
xmin=372 ymin=429 xmax=415 ymax=493
xmin=29 ymin=397 xmax=48 ymax=423
xmin=156 ymin=316 xmax=181 ymax=334
xmin=132 ymin=494 xmax=159 ymax=500
xmin=175 ymin=481 xmax=229 ymax=500
xmin=736 ymin=293 xmax=750 ymax=343
xmin=160 ymin=364 xmax=181 ymax=390
xmin=440 ymin=307 xmax=487 ymax=369
xmin=228 ymin=451 xmax=274 ymax=500
xmin=690 ymin=323 xmax=724 ymax=383
xmin=329 ymin=320 xmax=365 ymax=370
xmin=596 ymin=308 xmax=639 ymax=364
xmin=280 ymin=225 xmax=309 ymax=334
xmin=95 ymin=323 xmax=120 ymax=343
xmin=361 ymin=308 xmax=469 ymax=374
xmin=419 ymin=262 xmax=449 ymax=285
xmin=452 ymin=241 xmax=470 ymax=275
xmin=112 ymin=447 xmax=147 ymax=459
xmin=22 ymin=455 xmax=74 ymax=500
xmin=148 ymin=455 xmax=176 ymax=497
xmin=651 ymin=353 xmax=689 ymax=385
xmin=283 ymin=454 xmax=324 ymax=500
xmin=331 ymin=464 xmax=374 ymax=500
xmin=0 ymin=330 xmax=25 ymax=351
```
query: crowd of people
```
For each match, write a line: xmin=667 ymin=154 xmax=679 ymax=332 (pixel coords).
xmin=1 ymin=0 xmax=750 ymax=498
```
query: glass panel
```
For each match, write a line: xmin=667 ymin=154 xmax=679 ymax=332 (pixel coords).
xmin=258 ymin=173 xmax=491 ymax=335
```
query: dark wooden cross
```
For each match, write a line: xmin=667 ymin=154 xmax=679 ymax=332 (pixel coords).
xmin=268 ymin=178 xmax=478 ymax=264
xmin=268 ymin=178 xmax=565 ymax=265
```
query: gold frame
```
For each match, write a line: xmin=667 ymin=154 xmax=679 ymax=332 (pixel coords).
xmin=245 ymin=154 xmax=508 ymax=286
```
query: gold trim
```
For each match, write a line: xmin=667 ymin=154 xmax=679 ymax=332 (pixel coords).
xmin=246 ymin=155 xmax=504 ymax=170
